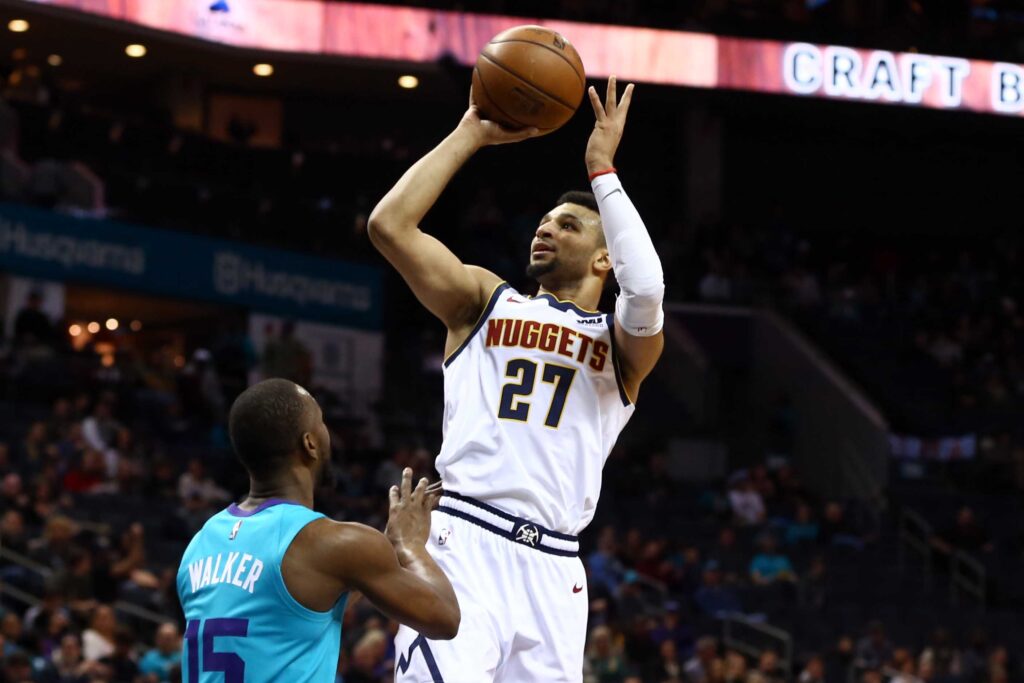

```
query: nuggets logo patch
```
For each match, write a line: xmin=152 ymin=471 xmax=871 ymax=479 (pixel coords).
xmin=515 ymin=523 xmax=540 ymax=547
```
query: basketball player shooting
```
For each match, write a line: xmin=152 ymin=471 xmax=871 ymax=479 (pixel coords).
xmin=369 ymin=77 xmax=665 ymax=682
xmin=176 ymin=379 xmax=460 ymax=682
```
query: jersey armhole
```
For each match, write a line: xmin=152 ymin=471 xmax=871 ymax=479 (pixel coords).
xmin=443 ymin=282 xmax=510 ymax=368
xmin=274 ymin=516 xmax=345 ymax=622
xmin=606 ymin=314 xmax=634 ymax=407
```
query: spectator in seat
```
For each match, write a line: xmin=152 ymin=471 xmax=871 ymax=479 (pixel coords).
xmin=798 ymin=655 xmax=826 ymax=683
xmin=755 ymin=649 xmax=785 ymax=683
xmin=1 ymin=473 xmax=30 ymax=519
xmin=81 ymin=604 xmax=117 ymax=662
xmin=819 ymin=501 xmax=866 ymax=550
xmin=260 ymin=320 xmax=313 ymax=388
xmin=585 ymin=625 xmax=633 ymax=683
xmin=13 ymin=290 xmax=54 ymax=349
xmin=0 ymin=510 xmax=27 ymax=555
xmin=889 ymin=648 xmax=923 ymax=683
xmin=918 ymin=628 xmax=961 ymax=678
xmin=708 ymin=527 xmax=746 ymax=584
xmin=684 ymin=636 xmax=718 ymax=683
xmin=749 ymin=534 xmax=797 ymax=586
xmin=931 ymin=505 xmax=994 ymax=557
xmin=854 ymin=621 xmax=893 ymax=672
xmin=2 ymin=651 xmax=35 ymax=683
xmin=61 ymin=450 xmax=107 ymax=494
xmin=723 ymin=649 xmax=748 ymax=683
xmin=644 ymin=639 xmax=683 ymax=683
xmin=784 ymin=502 xmax=820 ymax=546
xmin=649 ymin=602 xmax=694 ymax=659
xmin=727 ymin=471 xmax=766 ymax=526
xmin=41 ymin=633 xmax=105 ymax=683
xmin=177 ymin=458 xmax=230 ymax=506
xmin=139 ymin=622 xmax=181 ymax=683
xmin=588 ymin=526 xmax=626 ymax=597
xmin=694 ymin=560 xmax=742 ymax=618
xmin=80 ymin=398 xmax=123 ymax=479
xmin=100 ymin=627 xmax=139 ymax=682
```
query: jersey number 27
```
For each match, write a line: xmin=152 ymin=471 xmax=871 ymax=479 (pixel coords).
xmin=498 ymin=359 xmax=576 ymax=428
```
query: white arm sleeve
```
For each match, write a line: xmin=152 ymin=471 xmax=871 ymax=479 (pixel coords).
xmin=592 ymin=173 xmax=665 ymax=337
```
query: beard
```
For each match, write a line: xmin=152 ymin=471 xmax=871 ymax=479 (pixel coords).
xmin=526 ymin=257 xmax=559 ymax=280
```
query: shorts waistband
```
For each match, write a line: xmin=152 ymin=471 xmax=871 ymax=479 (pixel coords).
xmin=438 ymin=491 xmax=579 ymax=557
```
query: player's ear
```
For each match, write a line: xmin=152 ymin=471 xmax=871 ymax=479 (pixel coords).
xmin=302 ymin=432 xmax=319 ymax=462
xmin=593 ymin=247 xmax=612 ymax=276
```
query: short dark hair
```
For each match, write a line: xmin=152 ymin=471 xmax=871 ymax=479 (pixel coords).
xmin=556 ymin=190 xmax=598 ymax=214
xmin=229 ymin=379 xmax=311 ymax=477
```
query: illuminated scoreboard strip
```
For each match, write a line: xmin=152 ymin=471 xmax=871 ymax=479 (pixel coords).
xmin=24 ymin=0 xmax=1024 ymax=117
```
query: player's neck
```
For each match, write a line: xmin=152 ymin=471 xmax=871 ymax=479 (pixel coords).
xmin=243 ymin=475 xmax=313 ymax=510
xmin=537 ymin=281 xmax=601 ymax=312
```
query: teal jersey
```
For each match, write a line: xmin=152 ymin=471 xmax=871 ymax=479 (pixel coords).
xmin=177 ymin=499 xmax=347 ymax=683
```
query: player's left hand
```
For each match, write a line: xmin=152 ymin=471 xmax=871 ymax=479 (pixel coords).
xmin=385 ymin=468 xmax=442 ymax=552
xmin=585 ymin=76 xmax=634 ymax=175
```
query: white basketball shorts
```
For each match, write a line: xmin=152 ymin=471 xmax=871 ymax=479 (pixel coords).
xmin=394 ymin=492 xmax=589 ymax=683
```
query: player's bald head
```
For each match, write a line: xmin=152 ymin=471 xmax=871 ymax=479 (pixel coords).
xmin=229 ymin=378 xmax=318 ymax=477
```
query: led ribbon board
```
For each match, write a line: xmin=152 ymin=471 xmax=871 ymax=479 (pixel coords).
xmin=24 ymin=0 xmax=1024 ymax=116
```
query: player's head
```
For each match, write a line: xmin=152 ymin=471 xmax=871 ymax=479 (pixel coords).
xmin=228 ymin=378 xmax=331 ymax=487
xmin=526 ymin=191 xmax=610 ymax=288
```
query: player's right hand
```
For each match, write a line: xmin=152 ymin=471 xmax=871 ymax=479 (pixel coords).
xmin=385 ymin=467 xmax=441 ymax=552
xmin=457 ymin=99 xmax=540 ymax=147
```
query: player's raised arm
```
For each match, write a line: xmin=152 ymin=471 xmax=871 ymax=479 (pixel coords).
xmin=586 ymin=77 xmax=665 ymax=399
xmin=368 ymin=105 xmax=538 ymax=332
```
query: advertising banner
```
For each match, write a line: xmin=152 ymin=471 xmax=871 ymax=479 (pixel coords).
xmin=0 ymin=203 xmax=381 ymax=329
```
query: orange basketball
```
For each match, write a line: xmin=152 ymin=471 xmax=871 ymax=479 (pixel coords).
xmin=472 ymin=25 xmax=586 ymax=135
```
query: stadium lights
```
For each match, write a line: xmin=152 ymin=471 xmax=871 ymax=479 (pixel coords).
xmin=125 ymin=43 xmax=147 ymax=58
xmin=68 ymin=324 xmax=82 ymax=337
xmin=8 ymin=19 xmax=29 ymax=33
xmin=253 ymin=63 xmax=274 ymax=77
xmin=130 ymin=320 xmax=142 ymax=332
xmin=105 ymin=318 xmax=119 ymax=331
xmin=47 ymin=54 xmax=62 ymax=67
xmin=398 ymin=75 xmax=419 ymax=89
xmin=87 ymin=322 xmax=101 ymax=334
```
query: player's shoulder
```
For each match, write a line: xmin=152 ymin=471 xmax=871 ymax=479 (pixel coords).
xmin=465 ymin=265 xmax=504 ymax=297
xmin=292 ymin=518 xmax=393 ymax=568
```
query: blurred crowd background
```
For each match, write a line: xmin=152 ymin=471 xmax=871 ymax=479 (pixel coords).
xmin=2 ymin=1 xmax=1024 ymax=682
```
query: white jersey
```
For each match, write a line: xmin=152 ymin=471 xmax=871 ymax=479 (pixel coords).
xmin=437 ymin=283 xmax=635 ymax=535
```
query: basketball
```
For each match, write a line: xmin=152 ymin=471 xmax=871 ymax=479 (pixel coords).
xmin=472 ymin=25 xmax=586 ymax=134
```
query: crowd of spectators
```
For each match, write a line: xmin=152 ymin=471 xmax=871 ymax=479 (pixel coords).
xmin=691 ymin=220 xmax=1024 ymax=487
xmin=1 ymin=354 xmax=1019 ymax=682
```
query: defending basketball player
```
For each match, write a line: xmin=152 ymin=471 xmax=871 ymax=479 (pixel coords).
xmin=177 ymin=379 xmax=459 ymax=682
xmin=369 ymin=76 xmax=664 ymax=682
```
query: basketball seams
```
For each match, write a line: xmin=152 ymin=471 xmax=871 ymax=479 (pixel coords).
xmin=478 ymin=52 xmax=576 ymax=112
xmin=473 ymin=66 xmax=530 ymax=129
xmin=486 ymin=38 xmax=586 ymax=86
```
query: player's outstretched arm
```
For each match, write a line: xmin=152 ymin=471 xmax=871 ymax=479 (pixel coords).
xmin=287 ymin=469 xmax=459 ymax=639
xmin=368 ymin=106 xmax=538 ymax=333
xmin=586 ymin=77 xmax=665 ymax=400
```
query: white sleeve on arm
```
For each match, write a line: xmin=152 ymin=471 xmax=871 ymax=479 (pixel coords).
xmin=592 ymin=173 xmax=665 ymax=337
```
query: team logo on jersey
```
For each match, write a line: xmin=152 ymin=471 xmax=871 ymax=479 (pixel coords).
xmin=515 ymin=523 xmax=540 ymax=547
xmin=229 ymin=520 xmax=243 ymax=540
xmin=438 ymin=527 xmax=452 ymax=546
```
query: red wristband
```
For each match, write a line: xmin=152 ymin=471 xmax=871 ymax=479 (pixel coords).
xmin=588 ymin=167 xmax=617 ymax=181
